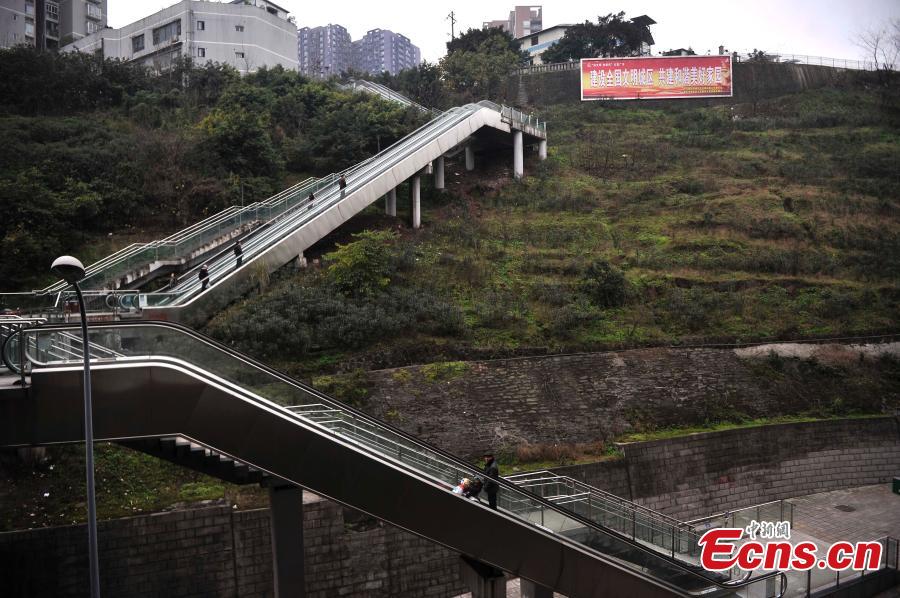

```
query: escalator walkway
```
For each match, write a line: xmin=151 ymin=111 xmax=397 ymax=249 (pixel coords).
xmin=0 ymin=322 xmax=785 ymax=598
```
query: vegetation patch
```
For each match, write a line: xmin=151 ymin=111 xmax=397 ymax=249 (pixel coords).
xmin=420 ymin=361 xmax=470 ymax=382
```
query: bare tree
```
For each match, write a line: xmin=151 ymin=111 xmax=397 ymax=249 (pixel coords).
xmin=856 ymin=18 xmax=900 ymax=71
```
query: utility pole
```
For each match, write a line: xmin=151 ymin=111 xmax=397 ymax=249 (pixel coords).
xmin=447 ymin=11 xmax=457 ymax=40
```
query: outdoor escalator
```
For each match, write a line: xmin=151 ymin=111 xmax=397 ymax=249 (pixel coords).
xmin=0 ymin=322 xmax=785 ymax=598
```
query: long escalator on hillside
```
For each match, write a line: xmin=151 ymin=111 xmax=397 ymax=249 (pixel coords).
xmin=1 ymin=322 xmax=785 ymax=597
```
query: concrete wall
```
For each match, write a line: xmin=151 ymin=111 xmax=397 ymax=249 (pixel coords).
xmin=509 ymin=62 xmax=853 ymax=107
xmin=0 ymin=493 xmax=466 ymax=598
xmin=551 ymin=417 xmax=900 ymax=521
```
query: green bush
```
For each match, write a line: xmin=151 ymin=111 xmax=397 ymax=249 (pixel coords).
xmin=579 ymin=259 xmax=629 ymax=307
xmin=326 ymin=230 xmax=401 ymax=297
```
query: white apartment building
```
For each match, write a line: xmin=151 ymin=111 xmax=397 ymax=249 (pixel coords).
xmin=1 ymin=0 xmax=107 ymax=50
xmin=516 ymin=24 xmax=569 ymax=65
xmin=61 ymin=0 xmax=298 ymax=74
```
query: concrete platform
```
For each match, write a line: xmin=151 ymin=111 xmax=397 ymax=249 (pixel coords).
xmin=791 ymin=484 xmax=900 ymax=542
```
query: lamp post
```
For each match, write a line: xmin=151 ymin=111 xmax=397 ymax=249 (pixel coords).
xmin=51 ymin=255 xmax=100 ymax=598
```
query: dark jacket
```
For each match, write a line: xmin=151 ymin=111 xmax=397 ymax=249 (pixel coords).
xmin=483 ymin=459 xmax=499 ymax=494
xmin=198 ymin=267 xmax=209 ymax=281
xmin=234 ymin=243 xmax=243 ymax=257
xmin=338 ymin=175 xmax=347 ymax=189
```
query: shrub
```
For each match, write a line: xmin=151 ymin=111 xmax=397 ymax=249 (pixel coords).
xmin=326 ymin=230 xmax=400 ymax=297
xmin=579 ymin=259 xmax=629 ymax=308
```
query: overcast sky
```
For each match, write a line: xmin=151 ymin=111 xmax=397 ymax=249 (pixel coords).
xmin=109 ymin=0 xmax=899 ymax=64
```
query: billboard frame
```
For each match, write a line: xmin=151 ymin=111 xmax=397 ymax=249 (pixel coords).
xmin=580 ymin=54 xmax=734 ymax=102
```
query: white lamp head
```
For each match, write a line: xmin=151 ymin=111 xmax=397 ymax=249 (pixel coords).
xmin=51 ymin=255 xmax=86 ymax=284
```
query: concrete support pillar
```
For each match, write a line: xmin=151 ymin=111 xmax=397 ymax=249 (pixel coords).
xmin=513 ymin=130 xmax=524 ymax=179
xmin=435 ymin=156 xmax=445 ymax=190
xmin=465 ymin=145 xmax=475 ymax=171
xmin=460 ymin=556 xmax=505 ymax=598
xmin=520 ymin=579 xmax=553 ymax=598
xmin=269 ymin=485 xmax=305 ymax=598
xmin=410 ymin=175 xmax=421 ymax=229
xmin=385 ymin=188 xmax=397 ymax=217
xmin=538 ymin=139 xmax=547 ymax=160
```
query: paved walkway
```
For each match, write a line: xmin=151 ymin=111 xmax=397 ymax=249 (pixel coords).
xmin=792 ymin=483 xmax=900 ymax=543
xmin=453 ymin=484 xmax=900 ymax=598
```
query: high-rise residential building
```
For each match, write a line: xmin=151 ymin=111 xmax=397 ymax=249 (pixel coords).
xmin=298 ymin=23 xmax=351 ymax=78
xmin=350 ymin=28 xmax=420 ymax=76
xmin=61 ymin=0 xmax=298 ymax=74
xmin=482 ymin=5 xmax=541 ymax=39
xmin=1 ymin=0 xmax=104 ymax=51
xmin=58 ymin=0 xmax=106 ymax=46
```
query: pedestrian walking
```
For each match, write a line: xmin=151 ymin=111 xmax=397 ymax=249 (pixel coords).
xmin=307 ymin=191 xmax=315 ymax=210
xmin=481 ymin=452 xmax=500 ymax=510
xmin=168 ymin=272 xmax=177 ymax=290
xmin=199 ymin=263 xmax=210 ymax=290
xmin=338 ymin=174 xmax=347 ymax=198
xmin=233 ymin=239 xmax=243 ymax=268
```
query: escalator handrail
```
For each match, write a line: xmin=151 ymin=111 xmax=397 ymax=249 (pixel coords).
xmin=10 ymin=320 xmax=786 ymax=597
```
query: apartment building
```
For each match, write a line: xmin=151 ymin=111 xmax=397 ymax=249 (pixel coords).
xmin=61 ymin=0 xmax=297 ymax=74
xmin=350 ymin=28 xmax=420 ymax=76
xmin=298 ymin=23 xmax=351 ymax=78
xmin=482 ymin=5 xmax=541 ymax=39
xmin=1 ymin=0 xmax=105 ymax=50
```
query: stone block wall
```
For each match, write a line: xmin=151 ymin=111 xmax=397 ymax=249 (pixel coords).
xmin=0 ymin=494 xmax=467 ymax=598
xmin=549 ymin=417 xmax=900 ymax=522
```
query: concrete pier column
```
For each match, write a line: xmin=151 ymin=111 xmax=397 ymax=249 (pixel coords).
xmin=435 ymin=156 xmax=445 ymax=190
xmin=465 ymin=146 xmax=475 ymax=171
xmin=513 ymin=130 xmax=524 ymax=179
xmin=520 ymin=579 xmax=553 ymax=598
xmin=386 ymin=188 xmax=397 ymax=217
xmin=411 ymin=175 xmax=421 ymax=229
xmin=538 ymin=139 xmax=547 ymax=160
xmin=269 ymin=485 xmax=305 ymax=598
xmin=460 ymin=556 xmax=505 ymax=598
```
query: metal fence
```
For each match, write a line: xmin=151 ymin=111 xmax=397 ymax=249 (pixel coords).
xmin=514 ymin=51 xmax=891 ymax=76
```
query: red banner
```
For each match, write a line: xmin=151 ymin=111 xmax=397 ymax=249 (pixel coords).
xmin=581 ymin=55 xmax=733 ymax=101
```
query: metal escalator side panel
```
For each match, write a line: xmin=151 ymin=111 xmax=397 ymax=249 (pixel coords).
xmin=15 ymin=362 xmax=680 ymax=598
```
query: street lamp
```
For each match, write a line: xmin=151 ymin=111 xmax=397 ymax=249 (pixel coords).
xmin=51 ymin=255 xmax=100 ymax=598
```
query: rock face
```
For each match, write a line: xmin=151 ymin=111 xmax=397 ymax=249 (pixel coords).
xmin=363 ymin=343 xmax=900 ymax=458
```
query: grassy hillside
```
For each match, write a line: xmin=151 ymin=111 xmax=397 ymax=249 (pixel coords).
xmin=209 ymin=86 xmax=900 ymax=371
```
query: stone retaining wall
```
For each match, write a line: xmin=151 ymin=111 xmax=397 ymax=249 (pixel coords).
xmin=365 ymin=345 xmax=898 ymax=459
xmin=0 ymin=494 xmax=466 ymax=598
xmin=551 ymin=417 xmax=900 ymax=521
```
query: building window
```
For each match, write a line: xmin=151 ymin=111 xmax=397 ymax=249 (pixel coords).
xmin=196 ymin=20 xmax=204 ymax=31
xmin=235 ymin=25 xmax=244 ymax=32
xmin=132 ymin=34 xmax=144 ymax=52
xmin=235 ymin=51 xmax=244 ymax=58
xmin=530 ymin=35 xmax=539 ymax=46
xmin=24 ymin=21 xmax=35 ymax=38
xmin=197 ymin=47 xmax=205 ymax=57
xmin=152 ymin=19 xmax=181 ymax=45
xmin=86 ymin=2 xmax=101 ymax=20
xmin=24 ymin=2 xmax=34 ymax=16
xmin=46 ymin=2 xmax=59 ymax=21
